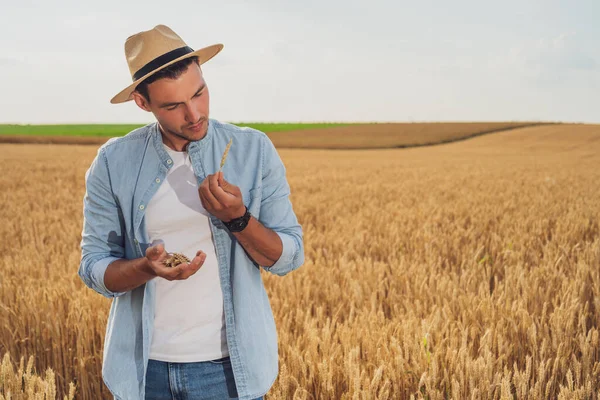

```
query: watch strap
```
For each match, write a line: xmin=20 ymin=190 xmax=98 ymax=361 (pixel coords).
xmin=222 ymin=206 xmax=251 ymax=232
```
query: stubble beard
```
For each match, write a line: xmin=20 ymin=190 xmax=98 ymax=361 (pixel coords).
xmin=162 ymin=117 xmax=208 ymax=143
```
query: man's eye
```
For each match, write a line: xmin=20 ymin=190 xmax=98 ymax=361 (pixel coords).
xmin=194 ymin=92 xmax=203 ymax=98
xmin=167 ymin=105 xmax=178 ymax=111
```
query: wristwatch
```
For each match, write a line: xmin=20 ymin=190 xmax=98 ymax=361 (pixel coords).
xmin=222 ymin=206 xmax=251 ymax=232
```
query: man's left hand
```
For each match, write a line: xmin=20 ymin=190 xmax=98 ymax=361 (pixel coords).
xmin=198 ymin=171 xmax=246 ymax=222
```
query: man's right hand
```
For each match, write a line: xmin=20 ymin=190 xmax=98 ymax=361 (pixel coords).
xmin=144 ymin=243 xmax=206 ymax=281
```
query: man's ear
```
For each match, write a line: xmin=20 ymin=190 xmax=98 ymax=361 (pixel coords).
xmin=132 ymin=92 xmax=151 ymax=112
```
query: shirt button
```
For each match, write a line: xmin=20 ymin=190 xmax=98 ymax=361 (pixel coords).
xmin=139 ymin=204 xmax=145 ymax=210
xmin=156 ymin=178 xmax=161 ymax=183
xmin=167 ymin=159 xmax=172 ymax=164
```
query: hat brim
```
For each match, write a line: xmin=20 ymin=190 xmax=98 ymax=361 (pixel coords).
xmin=110 ymin=43 xmax=224 ymax=104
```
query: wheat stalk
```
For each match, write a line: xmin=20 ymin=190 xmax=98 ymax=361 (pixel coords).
xmin=219 ymin=138 xmax=233 ymax=173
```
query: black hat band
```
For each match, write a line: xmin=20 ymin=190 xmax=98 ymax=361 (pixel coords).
xmin=132 ymin=46 xmax=195 ymax=82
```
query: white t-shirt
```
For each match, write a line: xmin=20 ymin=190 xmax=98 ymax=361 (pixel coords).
xmin=145 ymin=144 xmax=228 ymax=362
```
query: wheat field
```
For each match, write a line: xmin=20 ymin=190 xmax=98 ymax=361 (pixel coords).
xmin=0 ymin=124 xmax=599 ymax=399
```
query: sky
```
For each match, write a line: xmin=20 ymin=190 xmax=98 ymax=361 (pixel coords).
xmin=0 ymin=0 xmax=598 ymax=124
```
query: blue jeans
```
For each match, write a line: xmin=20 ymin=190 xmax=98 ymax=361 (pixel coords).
xmin=144 ymin=357 xmax=264 ymax=400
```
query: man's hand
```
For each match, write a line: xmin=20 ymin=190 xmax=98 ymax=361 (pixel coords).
xmin=199 ymin=171 xmax=246 ymax=222
xmin=197 ymin=173 xmax=285 ymax=268
xmin=144 ymin=243 xmax=206 ymax=281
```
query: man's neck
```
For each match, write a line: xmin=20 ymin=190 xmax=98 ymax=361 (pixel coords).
xmin=158 ymin=124 xmax=190 ymax=152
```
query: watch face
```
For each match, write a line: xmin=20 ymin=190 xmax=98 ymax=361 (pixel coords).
xmin=232 ymin=220 xmax=244 ymax=230
xmin=225 ymin=208 xmax=250 ymax=231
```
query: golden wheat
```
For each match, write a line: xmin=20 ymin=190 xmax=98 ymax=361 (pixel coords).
xmin=219 ymin=137 xmax=233 ymax=172
xmin=0 ymin=352 xmax=75 ymax=400
xmin=0 ymin=124 xmax=598 ymax=399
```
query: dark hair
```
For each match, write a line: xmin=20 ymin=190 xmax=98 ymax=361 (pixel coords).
xmin=135 ymin=56 xmax=199 ymax=102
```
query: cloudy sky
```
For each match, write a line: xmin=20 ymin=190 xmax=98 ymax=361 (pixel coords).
xmin=0 ymin=0 xmax=598 ymax=124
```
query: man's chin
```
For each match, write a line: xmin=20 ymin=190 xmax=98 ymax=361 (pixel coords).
xmin=184 ymin=126 xmax=208 ymax=140
xmin=183 ymin=121 xmax=208 ymax=140
xmin=160 ymin=121 xmax=208 ymax=142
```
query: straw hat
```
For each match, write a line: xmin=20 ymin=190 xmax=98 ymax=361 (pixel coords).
xmin=110 ymin=25 xmax=223 ymax=104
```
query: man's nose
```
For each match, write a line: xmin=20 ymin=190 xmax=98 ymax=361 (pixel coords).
xmin=184 ymin=104 xmax=201 ymax=123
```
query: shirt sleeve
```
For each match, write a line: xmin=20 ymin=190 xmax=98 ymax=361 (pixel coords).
xmin=78 ymin=147 xmax=127 ymax=298
xmin=258 ymin=133 xmax=305 ymax=276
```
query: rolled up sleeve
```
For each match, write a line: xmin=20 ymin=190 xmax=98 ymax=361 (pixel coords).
xmin=258 ymin=134 xmax=305 ymax=276
xmin=79 ymin=148 xmax=127 ymax=298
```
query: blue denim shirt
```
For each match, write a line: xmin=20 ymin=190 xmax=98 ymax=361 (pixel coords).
xmin=78 ymin=119 xmax=305 ymax=400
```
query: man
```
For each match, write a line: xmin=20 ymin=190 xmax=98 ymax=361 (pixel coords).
xmin=79 ymin=24 xmax=305 ymax=400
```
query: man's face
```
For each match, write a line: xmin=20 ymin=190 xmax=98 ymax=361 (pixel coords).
xmin=134 ymin=63 xmax=210 ymax=145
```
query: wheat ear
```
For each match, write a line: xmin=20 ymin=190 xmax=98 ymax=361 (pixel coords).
xmin=219 ymin=138 xmax=233 ymax=172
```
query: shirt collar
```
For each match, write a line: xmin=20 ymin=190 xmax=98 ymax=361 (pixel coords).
xmin=151 ymin=120 xmax=214 ymax=168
